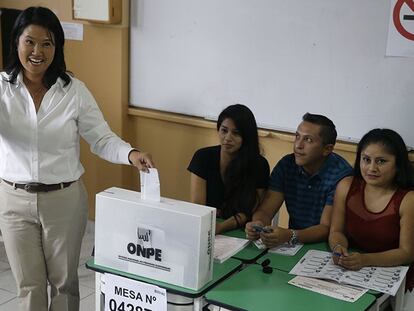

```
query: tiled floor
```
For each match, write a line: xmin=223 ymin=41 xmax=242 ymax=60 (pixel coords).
xmin=0 ymin=221 xmax=96 ymax=311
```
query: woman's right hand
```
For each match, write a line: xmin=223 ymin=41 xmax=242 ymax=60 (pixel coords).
xmin=331 ymin=244 xmax=348 ymax=265
xmin=129 ymin=150 xmax=155 ymax=172
xmin=245 ymin=221 xmax=263 ymax=240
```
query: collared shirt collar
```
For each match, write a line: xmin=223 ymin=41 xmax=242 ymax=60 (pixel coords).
xmin=297 ymin=153 xmax=334 ymax=180
xmin=16 ymin=72 xmax=24 ymax=86
xmin=15 ymin=71 xmax=69 ymax=93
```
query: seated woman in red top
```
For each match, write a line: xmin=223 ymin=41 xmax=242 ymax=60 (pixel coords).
xmin=188 ymin=104 xmax=270 ymax=234
xmin=329 ymin=128 xmax=414 ymax=309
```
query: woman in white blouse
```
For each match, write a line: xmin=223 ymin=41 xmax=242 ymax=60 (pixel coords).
xmin=0 ymin=7 xmax=153 ymax=311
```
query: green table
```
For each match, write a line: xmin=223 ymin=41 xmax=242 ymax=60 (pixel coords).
xmin=257 ymin=242 xmax=382 ymax=298
xmin=205 ymin=265 xmax=376 ymax=311
xmin=86 ymin=257 xmax=242 ymax=298
xmin=257 ymin=242 xmax=331 ymax=272
xmin=222 ymin=227 xmax=267 ymax=263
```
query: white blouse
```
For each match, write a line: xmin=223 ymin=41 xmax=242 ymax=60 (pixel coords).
xmin=0 ymin=72 xmax=133 ymax=184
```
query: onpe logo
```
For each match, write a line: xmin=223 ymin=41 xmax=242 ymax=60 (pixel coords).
xmin=126 ymin=226 xmax=162 ymax=261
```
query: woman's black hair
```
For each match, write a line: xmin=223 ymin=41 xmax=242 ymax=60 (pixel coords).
xmin=217 ymin=104 xmax=262 ymax=219
xmin=354 ymin=128 xmax=414 ymax=189
xmin=4 ymin=6 xmax=71 ymax=87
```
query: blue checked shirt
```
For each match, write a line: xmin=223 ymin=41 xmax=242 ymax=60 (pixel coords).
xmin=269 ymin=153 xmax=352 ymax=230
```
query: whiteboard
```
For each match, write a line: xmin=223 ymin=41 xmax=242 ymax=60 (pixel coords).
xmin=130 ymin=0 xmax=414 ymax=148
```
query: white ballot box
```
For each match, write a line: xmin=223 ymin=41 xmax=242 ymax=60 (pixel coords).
xmin=95 ymin=187 xmax=216 ymax=290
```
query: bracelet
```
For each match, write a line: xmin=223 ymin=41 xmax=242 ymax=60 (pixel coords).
xmin=236 ymin=213 xmax=244 ymax=227
xmin=233 ymin=214 xmax=241 ymax=228
xmin=128 ymin=149 xmax=140 ymax=164
xmin=288 ymin=229 xmax=299 ymax=246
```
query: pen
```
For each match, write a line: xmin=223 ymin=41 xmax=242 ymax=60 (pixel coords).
xmin=252 ymin=224 xmax=273 ymax=233
xmin=332 ymin=244 xmax=343 ymax=257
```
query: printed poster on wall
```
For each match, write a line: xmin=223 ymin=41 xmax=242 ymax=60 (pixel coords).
xmin=386 ymin=0 xmax=414 ymax=56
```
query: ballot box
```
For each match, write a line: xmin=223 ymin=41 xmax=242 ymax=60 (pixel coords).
xmin=95 ymin=187 xmax=216 ymax=290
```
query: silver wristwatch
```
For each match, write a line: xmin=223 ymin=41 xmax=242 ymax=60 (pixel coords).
xmin=288 ymin=229 xmax=299 ymax=246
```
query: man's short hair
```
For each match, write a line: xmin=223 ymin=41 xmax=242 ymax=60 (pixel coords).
xmin=302 ymin=113 xmax=337 ymax=145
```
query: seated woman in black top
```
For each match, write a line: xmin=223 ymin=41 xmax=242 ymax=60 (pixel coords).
xmin=188 ymin=104 xmax=270 ymax=234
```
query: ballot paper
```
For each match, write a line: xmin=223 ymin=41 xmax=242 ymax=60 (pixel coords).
xmin=290 ymin=250 xmax=409 ymax=296
xmin=140 ymin=168 xmax=160 ymax=201
xmin=254 ymin=239 xmax=303 ymax=256
xmin=214 ymin=235 xmax=250 ymax=263
xmin=268 ymin=242 xmax=304 ymax=256
xmin=288 ymin=276 xmax=368 ymax=303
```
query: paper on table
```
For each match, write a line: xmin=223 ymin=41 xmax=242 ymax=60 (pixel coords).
xmin=214 ymin=235 xmax=250 ymax=263
xmin=140 ymin=168 xmax=160 ymax=202
xmin=268 ymin=243 xmax=303 ymax=256
xmin=289 ymin=276 xmax=368 ymax=303
xmin=290 ymin=250 xmax=409 ymax=296
xmin=254 ymin=239 xmax=303 ymax=256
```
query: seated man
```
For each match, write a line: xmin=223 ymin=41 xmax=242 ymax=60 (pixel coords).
xmin=246 ymin=113 xmax=352 ymax=248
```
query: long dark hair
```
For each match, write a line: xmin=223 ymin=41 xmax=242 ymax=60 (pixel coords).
xmin=217 ymin=104 xmax=261 ymax=219
xmin=4 ymin=6 xmax=71 ymax=87
xmin=354 ymin=128 xmax=414 ymax=188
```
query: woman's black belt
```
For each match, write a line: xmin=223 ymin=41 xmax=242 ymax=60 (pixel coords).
xmin=2 ymin=179 xmax=75 ymax=193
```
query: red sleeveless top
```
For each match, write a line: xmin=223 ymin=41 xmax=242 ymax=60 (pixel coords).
xmin=345 ymin=177 xmax=413 ymax=291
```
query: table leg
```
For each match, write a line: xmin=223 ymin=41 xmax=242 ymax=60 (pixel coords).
xmin=193 ymin=297 xmax=204 ymax=310
xmin=95 ymin=272 xmax=101 ymax=311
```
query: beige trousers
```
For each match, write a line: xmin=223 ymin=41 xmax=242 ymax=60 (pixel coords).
xmin=0 ymin=180 xmax=88 ymax=311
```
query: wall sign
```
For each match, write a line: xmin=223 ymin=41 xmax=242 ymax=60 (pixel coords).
xmin=387 ymin=0 xmax=414 ymax=56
